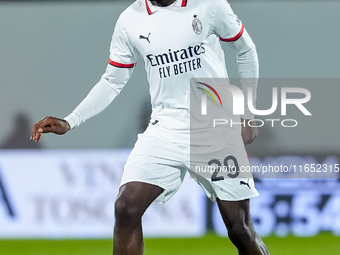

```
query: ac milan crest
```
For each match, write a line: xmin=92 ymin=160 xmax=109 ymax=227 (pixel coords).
xmin=192 ymin=14 xmax=202 ymax=35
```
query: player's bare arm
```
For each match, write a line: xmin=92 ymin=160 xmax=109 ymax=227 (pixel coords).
xmin=241 ymin=118 xmax=259 ymax=145
xmin=30 ymin=116 xmax=70 ymax=142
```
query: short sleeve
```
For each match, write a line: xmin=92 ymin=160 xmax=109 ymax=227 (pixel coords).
xmin=213 ymin=0 xmax=244 ymax=42
xmin=108 ymin=17 xmax=138 ymax=68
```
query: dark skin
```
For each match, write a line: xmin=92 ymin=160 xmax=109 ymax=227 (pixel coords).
xmin=30 ymin=1 xmax=266 ymax=254
xmin=30 ymin=117 xmax=267 ymax=255
xmin=30 ymin=116 xmax=70 ymax=142
xmin=112 ymin=182 xmax=269 ymax=255
xmin=151 ymin=0 xmax=176 ymax=7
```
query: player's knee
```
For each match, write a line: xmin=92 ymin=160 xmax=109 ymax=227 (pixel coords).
xmin=228 ymin=223 xmax=254 ymax=241
xmin=114 ymin=197 xmax=140 ymax=226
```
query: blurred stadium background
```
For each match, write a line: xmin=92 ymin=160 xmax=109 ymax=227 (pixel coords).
xmin=0 ymin=0 xmax=339 ymax=254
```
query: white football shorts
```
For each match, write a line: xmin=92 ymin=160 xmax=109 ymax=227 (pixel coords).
xmin=120 ymin=123 xmax=259 ymax=203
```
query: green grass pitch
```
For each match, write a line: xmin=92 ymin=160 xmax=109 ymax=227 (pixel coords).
xmin=0 ymin=233 xmax=338 ymax=255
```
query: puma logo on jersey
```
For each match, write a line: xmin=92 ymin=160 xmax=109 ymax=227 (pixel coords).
xmin=240 ymin=179 xmax=251 ymax=189
xmin=139 ymin=33 xmax=151 ymax=43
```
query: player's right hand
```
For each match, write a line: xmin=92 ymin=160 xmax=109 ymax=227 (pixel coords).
xmin=241 ymin=118 xmax=259 ymax=145
xmin=30 ymin=116 xmax=70 ymax=142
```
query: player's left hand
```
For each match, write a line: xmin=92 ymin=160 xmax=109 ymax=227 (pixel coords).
xmin=241 ymin=118 xmax=259 ymax=145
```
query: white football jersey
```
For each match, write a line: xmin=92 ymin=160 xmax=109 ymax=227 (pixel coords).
xmin=108 ymin=0 xmax=245 ymax=130
xmin=64 ymin=0 xmax=258 ymax=136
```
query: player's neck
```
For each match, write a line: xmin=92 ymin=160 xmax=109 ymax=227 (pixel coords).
xmin=151 ymin=0 xmax=176 ymax=7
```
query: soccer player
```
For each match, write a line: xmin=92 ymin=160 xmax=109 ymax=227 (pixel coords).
xmin=31 ymin=0 xmax=269 ymax=254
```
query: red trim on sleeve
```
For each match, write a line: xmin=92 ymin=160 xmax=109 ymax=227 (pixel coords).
xmin=109 ymin=59 xmax=136 ymax=68
xmin=181 ymin=0 xmax=188 ymax=7
xmin=145 ymin=0 xmax=152 ymax=15
xmin=220 ymin=24 xmax=244 ymax=42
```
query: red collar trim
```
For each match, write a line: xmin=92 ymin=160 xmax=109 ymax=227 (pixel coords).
xmin=145 ymin=0 xmax=188 ymax=15
xmin=145 ymin=0 xmax=153 ymax=15
xmin=180 ymin=0 xmax=187 ymax=7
